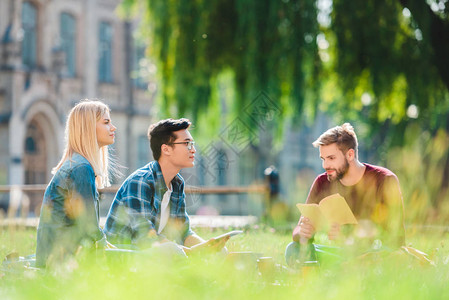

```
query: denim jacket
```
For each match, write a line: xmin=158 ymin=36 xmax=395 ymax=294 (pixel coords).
xmin=36 ymin=153 xmax=106 ymax=268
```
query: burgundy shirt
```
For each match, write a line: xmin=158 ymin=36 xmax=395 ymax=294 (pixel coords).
xmin=305 ymin=163 xmax=405 ymax=246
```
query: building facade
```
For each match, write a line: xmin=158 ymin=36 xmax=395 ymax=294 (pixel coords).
xmin=0 ymin=0 xmax=155 ymax=188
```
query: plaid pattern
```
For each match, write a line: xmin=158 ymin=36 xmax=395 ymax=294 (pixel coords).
xmin=104 ymin=161 xmax=195 ymax=245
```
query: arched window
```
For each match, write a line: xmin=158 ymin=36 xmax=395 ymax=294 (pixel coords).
xmin=25 ymin=136 xmax=37 ymax=154
xmin=98 ymin=21 xmax=113 ymax=82
xmin=24 ymin=120 xmax=47 ymax=184
xmin=60 ymin=12 xmax=76 ymax=77
xmin=21 ymin=1 xmax=37 ymax=68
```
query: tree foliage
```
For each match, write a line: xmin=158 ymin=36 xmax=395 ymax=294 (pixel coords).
xmin=329 ymin=0 xmax=449 ymax=150
xmin=121 ymin=0 xmax=449 ymax=149
xmin=121 ymin=0 xmax=320 ymax=132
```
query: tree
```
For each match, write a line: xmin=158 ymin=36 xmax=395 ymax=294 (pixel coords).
xmin=121 ymin=0 xmax=320 ymax=135
xmin=330 ymin=0 xmax=449 ymax=147
xmin=122 ymin=0 xmax=449 ymax=149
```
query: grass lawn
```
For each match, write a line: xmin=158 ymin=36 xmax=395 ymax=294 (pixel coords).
xmin=1 ymin=225 xmax=449 ymax=299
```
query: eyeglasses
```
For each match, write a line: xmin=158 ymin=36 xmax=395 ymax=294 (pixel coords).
xmin=170 ymin=141 xmax=195 ymax=150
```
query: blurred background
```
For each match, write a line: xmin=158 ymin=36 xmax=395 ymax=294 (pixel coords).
xmin=1 ymin=0 xmax=449 ymax=227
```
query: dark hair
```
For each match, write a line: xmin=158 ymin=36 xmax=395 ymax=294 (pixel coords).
xmin=147 ymin=118 xmax=191 ymax=160
xmin=312 ymin=123 xmax=358 ymax=158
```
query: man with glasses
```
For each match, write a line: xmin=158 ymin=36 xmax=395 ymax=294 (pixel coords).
xmin=104 ymin=118 xmax=227 ymax=255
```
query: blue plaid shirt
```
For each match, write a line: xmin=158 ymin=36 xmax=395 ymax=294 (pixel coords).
xmin=104 ymin=161 xmax=195 ymax=246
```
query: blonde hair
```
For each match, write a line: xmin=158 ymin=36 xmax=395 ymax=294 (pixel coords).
xmin=312 ymin=123 xmax=359 ymax=158
xmin=53 ymin=99 xmax=112 ymax=188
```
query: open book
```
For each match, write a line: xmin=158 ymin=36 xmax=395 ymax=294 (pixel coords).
xmin=296 ymin=193 xmax=358 ymax=231
xmin=189 ymin=230 xmax=243 ymax=252
xmin=212 ymin=230 xmax=243 ymax=243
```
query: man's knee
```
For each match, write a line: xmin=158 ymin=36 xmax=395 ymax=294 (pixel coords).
xmin=285 ymin=241 xmax=318 ymax=268
xmin=285 ymin=241 xmax=301 ymax=267
xmin=285 ymin=241 xmax=300 ymax=255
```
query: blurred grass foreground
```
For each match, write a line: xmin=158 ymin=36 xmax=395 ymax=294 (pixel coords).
xmin=1 ymin=225 xmax=449 ymax=299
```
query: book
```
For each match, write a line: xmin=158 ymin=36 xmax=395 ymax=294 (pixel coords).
xmin=296 ymin=193 xmax=358 ymax=231
xmin=212 ymin=230 xmax=243 ymax=243
xmin=190 ymin=230 xmax=243 ymax=252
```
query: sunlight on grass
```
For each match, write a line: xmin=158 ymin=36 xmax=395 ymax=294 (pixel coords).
xmin=1 ymin=226 xmax=449 ymax=299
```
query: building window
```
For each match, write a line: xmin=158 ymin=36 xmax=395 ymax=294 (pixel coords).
xmin=217 ymin=149 xmax=228 ymax=186
xmin=25 ymin=136 xmax=37 ymax=154
xmin=137 ymin=135 xmax=149 ymax=167
xmin=98 ymin=21 xmax=113 ymax=83
xmin=21 ymin=1 xmax=37 ymax=69
xmin=60 ymin=13 xmax=76 ymax=77
xmin=24 ymin=121 xmax=47 ymax=185
xmin=132 ymin=41 xmax=148 ymax=89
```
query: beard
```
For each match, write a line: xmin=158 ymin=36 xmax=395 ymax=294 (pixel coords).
xmin=326 ymin=158 xmax=349 ymax=182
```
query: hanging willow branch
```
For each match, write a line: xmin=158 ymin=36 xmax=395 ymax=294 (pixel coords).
xmin=122 ymin=0 xmax=449 ymax=146
xmin=123 ymin=0 xmax=320 ymax=131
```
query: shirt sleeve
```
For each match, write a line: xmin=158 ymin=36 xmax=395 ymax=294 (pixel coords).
xmin=305 ymin=176 xmax=323 ymax=204
xmin=69 ymin=164 xmax=106 ymax=244
xmin=104 ymin=177 xmax=159 ymax=245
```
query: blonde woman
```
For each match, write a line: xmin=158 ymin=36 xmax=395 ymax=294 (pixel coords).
xmin=36 ymin=100 xmax=117 ymax=268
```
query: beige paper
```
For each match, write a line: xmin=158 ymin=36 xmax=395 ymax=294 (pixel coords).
xmin=296 ymin=193 xmax=358 ymax=231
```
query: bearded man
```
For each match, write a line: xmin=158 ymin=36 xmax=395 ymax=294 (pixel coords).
xmin=285 ymin=123 xmax=405 ymax=268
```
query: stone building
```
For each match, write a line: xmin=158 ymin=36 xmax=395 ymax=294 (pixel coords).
xmin=0 ymin=0 xmax=156 ymax=183
xmin=0 ymin=0 xmax=157 ymax=213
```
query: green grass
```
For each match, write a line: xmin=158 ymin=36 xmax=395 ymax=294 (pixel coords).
xmin=1 ymin=225 xmax=449 ymax=299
